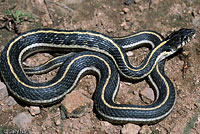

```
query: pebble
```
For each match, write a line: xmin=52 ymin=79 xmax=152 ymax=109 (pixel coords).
xmin=100 ymin=121 xmax=112 ymax=127
xmin=121 ymin=21 xmax=127 ymax=27
xmin=123 ymin=25 xmax=130 ymax=30
xmin=60 ymin=90 xmax=93 ymax=118
xmin=123 ymin=8 xmax=130 ymax=13
xmin=139 ymin=87 xmax=155 ymax=104
xmin=134 ymin=0 xmax=142 ymax=3
xmin=120 ymin=11 xmax=125 ymax=15
xmin=126 ymin=51 xmax=134 ymax=57
xmin=29 ymin=106 xmax=41 ymax=116
xmin=42 ymin=21 xmax=48 ymax=27
xmin=107 ymin=28 xmax=113 ymax=33
xmin=182 ymin=50 xmax=190 ymax=56
xmin=125 ymin=16 xmax=132 ymax=22
xmin=7 ymin=96 xmax=17 ymax=106
xmin=138 ymin=5 xmax=145 ymax=12
xmin=0 ymin=81 xmax=8 ymax=101
xmin=100 ymin=121 xmax=118 ymax=134
xmin=43 ymin=53 xmax=52 ymax=57
xmin=13 ymin=112 xmax=32 ymax=129
xmin=56 ymin=129 xmax=60 ymax=133
xmin=120 ymin=21 xmax=130 ymax=30
xmin=55 ymin=118 xmax=61 ymax=126
xmin=121 ymin=123 xmax=141 ymax=134
xmin=139 ymin=125 xmax=152 ymax=134
xmin=42 ymin=125 xmax=47 ymax=131
xmin=124 ymin=82 xmax=132 ymax=86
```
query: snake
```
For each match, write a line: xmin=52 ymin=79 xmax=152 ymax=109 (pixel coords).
xmin=0 ymin=28 xmax=195 ymax=124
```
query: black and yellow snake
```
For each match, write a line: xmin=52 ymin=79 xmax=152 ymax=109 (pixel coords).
xmin=0 ymin=28 xmax=195 ymax=124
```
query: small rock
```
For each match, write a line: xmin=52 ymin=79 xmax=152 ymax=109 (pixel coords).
xmin=139 ymin=87 xmax=155 ymax=104
xmin=139 ymin=125 xmax=152 ymax=134
xmin=120 ymin=11 xmax=125 ymax=15
xmin=42 ymin=125 xmax=47 ymax=131
xmin=121 ymin=21 xmax=127 ymax=27
xmin=138 ymin=5 xmax=145 ymax=12
xmin=7 ymin=96 xmax=17 ymax=106
xmin=43 ymin=53 xmax=52 ymax=57
xmin=107 ymin=28 xmax=113 ymax=33
xmin=182 ymin=50 xmax=190 ymax=56
xmin=60 ymin=90 xmax=93 ymax=118
xmin=123 ymin=25 xmax=130 ymax=30
xmin=13 ymin=112 xmax=32 ymax=129
xmin=100 ymin=121 xmax=117 ymax=133
xmin=56 ymin=129 xmax=60 ymax=133
xmin=127 ymin=51 xmax=134 ymax=57
xmin=125 ymin=16 xmax=132 ymax=22
xmin=29 ymin=106 xmax=41 ymax=116
xmin=120 ymin=21 xmax=130 ymax=30
xmin=0 ymin=81 xmax=8 ymax=101
xmin=134 ymin=0 xmax=142 ymax=3
xmin=100 ymin=121 xmax=112 ymax=127
xmin=121 ymin=123 xmax=141 ymax=134
xmin=55 ymin=118 xmax=61 ymax=126
xmin=123 ymin=8 xmax=130 ymax=13
xmin=150 ymin=126 xmax=163 ymax=134
xmin=42 ymin=21 xmax=48 ymax=27
xmin=0 ymin=81 xmax=6 ymax=90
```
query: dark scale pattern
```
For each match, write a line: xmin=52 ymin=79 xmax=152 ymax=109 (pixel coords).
xmin=8 ymin=29 xmax=171 ymax=79
xmin=0 ymin=28 xmax=194 ymax=124
xmin=95 ymin=60 xmax=176 ymax=124
xmin=115 ymin=30 xmax=164 ymax=50
xmin=1 ymin=47 xmax=120 ymax=104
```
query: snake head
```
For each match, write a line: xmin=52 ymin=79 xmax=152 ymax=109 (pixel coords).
xmin=165 ymin=28 xmax=195 ymax=52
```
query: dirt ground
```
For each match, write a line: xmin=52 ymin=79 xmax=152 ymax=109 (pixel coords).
xmin=0 ymin=0 xmax=200 ymax=134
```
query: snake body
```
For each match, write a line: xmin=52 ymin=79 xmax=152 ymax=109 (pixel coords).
xmin=0 ymin=28 xmax=195 ymax=124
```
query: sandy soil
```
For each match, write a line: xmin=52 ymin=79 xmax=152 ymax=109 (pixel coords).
xmin=0 ymin=0 xmax=199 ymax=133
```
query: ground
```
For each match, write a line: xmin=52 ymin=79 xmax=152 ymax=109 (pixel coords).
xmin=0 ymin=0 xmax=200 ymax=134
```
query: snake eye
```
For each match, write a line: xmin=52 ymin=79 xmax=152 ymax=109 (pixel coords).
xmin=184 ymin=36 xmax=188 ymax=41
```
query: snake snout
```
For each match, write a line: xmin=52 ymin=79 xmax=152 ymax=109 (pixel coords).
xmin=166 ymin=28 xmax=195 ymax=51
xmin=181 ymin=29 xmax=195 ymax=46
